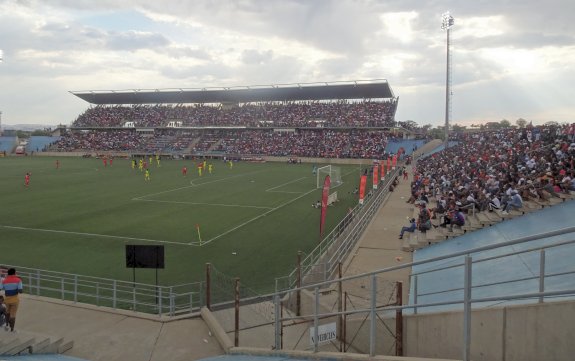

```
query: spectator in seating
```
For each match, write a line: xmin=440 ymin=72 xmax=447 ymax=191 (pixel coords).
xmin=502 ymin=190 xmax=523 ymax=214
xmin=417 ymin=202 xmax=432 ymax=232
xmin=488 ymin=193 xmax=502 ymax=212
xmin=399 ymin=218 xmax=416 ymax=239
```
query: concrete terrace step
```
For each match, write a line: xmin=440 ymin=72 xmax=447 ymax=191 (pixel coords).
xmin=494 ymin=209 xmax=523 ymax=219
xmin=0 ymin=330 xmax=73 ymax=357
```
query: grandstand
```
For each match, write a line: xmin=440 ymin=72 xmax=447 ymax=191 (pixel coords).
xmin=51 ymin=80 xmax=411 ymax=160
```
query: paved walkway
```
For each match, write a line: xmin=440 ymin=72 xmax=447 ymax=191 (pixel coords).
xmin=16 ymin=296 xmax=223 ymax=361
xmin=342 ymin=140 xmax=440 ymax=301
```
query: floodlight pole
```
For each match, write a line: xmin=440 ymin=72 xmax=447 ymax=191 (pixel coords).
xmin=442 ymin=12 xmax=454 ymax=151
xmin=0 ymin=50 xmax=3 ymax=135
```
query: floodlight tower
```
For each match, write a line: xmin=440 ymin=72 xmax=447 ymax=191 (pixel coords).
xmin=441 ymin=12 xmax=454 ymax=151
xmin=0 ymin=49 xmax=3 ymax=135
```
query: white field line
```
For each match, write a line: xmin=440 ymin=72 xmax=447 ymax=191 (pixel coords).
xmin=265 ymin=177 xmax=307 ymax=193
xmin=191 ymin=167 xmax=358 ymax=246
xmin=133 ymin=169 xmax=266 ymax=200
xmin=134 ymin=198 xmax=273 ymax=209
xmin=0 ymin=224 xmax=188 ymax=246
xmin=192 ymin=187 xmax=317 ymax=247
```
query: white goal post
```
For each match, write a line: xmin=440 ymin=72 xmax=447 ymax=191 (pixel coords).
xmin=316 ymin=165 xmax=343 ymax=189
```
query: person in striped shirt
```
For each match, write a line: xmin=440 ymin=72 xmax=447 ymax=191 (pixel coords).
xmin=1 ymin=268 xmax=23 ymax=332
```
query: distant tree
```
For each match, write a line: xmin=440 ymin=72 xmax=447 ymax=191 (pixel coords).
xmin=516 ymin=118 xmax=527 ymax=128
xmin=421 ymin=124 xmax=433 ymax=132
xmin=31 ymin=129 xmax=51 ymax=136
xmin=403 ymin=120 xmax=418 ymax=129
xmin=428 ymin=127 xmax=445 ymax=140
xmin=485 ymin=122 xmax=501 ymax=130
xmin=452 ymin=124 xmax=466 ymax=132
xmin=15 ymin=130 xmax=30 ymax=139
xmin=499 ymin=119 xmax=511 ymax=128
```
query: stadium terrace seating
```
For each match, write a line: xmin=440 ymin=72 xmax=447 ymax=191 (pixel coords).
xmin=51 ymin=130 xmax=146 ymax=152
xmin=58 ymin=99 xmax=412 ymax=159
xmin=72 ymin=101 xmax=398 ymax=129
xmin=403 ymin=124 xmax=575 ymax=251
xmin=0 ymin=136 xmax=17 ymax=153
xmin=52 ymin=128 xmax=404 ymax=159
xmin=26 ymin=136 xmax=60 ymax=153
xmin=385 ymin=139 xmax=427 ymax=156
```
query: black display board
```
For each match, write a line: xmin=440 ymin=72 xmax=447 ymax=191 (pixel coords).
xmin=125 ymin=245 xmax=165 ymax=269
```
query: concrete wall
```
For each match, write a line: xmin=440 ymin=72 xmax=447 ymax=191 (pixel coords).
xmin=344 ymin=300 xmax=575 ymax=361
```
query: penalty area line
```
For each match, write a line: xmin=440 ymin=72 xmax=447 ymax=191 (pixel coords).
xmin=0 ymin=224 xmax=188 ymax=246
xmin=198 ymin=187 xmax=317 ymax=246
xmin=134 ymin=169 xmax=267 ymax=200
xmin=265 ymin=177 xmax=307 ymax=193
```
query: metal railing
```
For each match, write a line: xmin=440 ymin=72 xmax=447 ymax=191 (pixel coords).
xmin=270 ymin=226 xmax=575 ymax=361
xmin=1 ymin=266 xmax=203 ymax=316
xmin=275 ymin=167 xmax=401 ymax=291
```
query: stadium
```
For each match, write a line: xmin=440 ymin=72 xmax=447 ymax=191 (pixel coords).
xmin=1 ymin=74 xmax=575 ymax=361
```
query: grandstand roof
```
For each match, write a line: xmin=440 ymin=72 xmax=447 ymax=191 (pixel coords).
xmin=70 ymin=80 xmax=395 ymax=105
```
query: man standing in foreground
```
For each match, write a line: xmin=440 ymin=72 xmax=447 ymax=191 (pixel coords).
xmin=1 ymin=268 xmax=23 ymax=332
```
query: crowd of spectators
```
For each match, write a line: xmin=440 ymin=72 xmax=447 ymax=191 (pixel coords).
xmin=52 ymin=130 xmax=146 ymax=151
xmin=72 ymin=100 xmax=397 ymax=128
xmin=51 ymin=128 xmax=393 ymax=159
xmin=410 ymin=123 xmax=575 ymax=219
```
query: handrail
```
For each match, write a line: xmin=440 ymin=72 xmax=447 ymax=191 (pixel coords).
xmin=275 ymin=167 xmax=401 ymax=291
xmin=269 ymin=225 xmax=575 ymax=360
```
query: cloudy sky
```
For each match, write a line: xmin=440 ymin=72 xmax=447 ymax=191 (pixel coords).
xmin=0 ymin=0 xmax=573 ymax=128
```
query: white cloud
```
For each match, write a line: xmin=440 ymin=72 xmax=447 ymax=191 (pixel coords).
xmin=455 ymin=15 xmax=508 ymax=39
xmin=380 ymin=12 xmax=419 ymax=44
xmin=0 ymin=0 xmax=574 ymax=127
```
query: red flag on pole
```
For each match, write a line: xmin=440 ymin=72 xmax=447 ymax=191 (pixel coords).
xmin=380 ymin=161 xmax=385 ymax=180
xmin=359 ymin=175 xmax=367 ymax=205
xmin=319 ymin=175 xmax=331 ymax=238
xmin=372 ymin=165 xmax=379 ymax=189
xmin=387 ymin=158 xmax=391 ymax=172
xmin=392 ymin=155 xmax=397 ymax=169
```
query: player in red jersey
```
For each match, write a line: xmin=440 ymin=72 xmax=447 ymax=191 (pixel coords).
xmin=182 ymin=166 xmax=187 ymax=176
xmin=24 ymin=173 xmax=31 ymax=187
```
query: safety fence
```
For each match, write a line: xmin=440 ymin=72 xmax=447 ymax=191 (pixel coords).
xmin=274 ymin=167 xmax=401 ymax=292
xmin=0 ymin=265 xmax=203 ymax=316
xmin=263 ymin=226 xmax=575 ymax=360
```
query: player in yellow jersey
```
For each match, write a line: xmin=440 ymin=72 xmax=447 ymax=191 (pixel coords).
xmin=145 ymin=169 xmax=151 ymax=181
xmin=208 ymin=164 xmax=213 ymax=174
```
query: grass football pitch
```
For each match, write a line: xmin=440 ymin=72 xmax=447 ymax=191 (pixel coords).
xmin=0 ymin=156 xmax=369 ymax=292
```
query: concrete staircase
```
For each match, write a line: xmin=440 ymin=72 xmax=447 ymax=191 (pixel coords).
xmin=0 ymin=330 xmax=73 ymax=357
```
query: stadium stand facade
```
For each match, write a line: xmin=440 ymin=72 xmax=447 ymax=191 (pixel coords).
xmin=51 ymin=80 xmax=414 ymax=160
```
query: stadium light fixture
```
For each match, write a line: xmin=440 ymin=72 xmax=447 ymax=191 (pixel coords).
xmin=441 ymin=12 xmax=454 ymax=151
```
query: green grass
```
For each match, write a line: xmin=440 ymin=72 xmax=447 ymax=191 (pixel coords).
xmin=0 ymin=156 xmax=370 ymax=292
